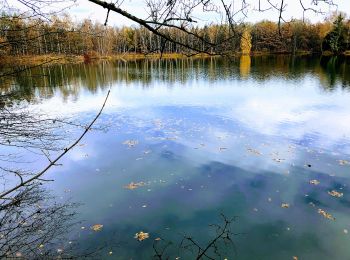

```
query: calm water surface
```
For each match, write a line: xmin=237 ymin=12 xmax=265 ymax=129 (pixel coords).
xmin=2 ymin=55 xmax=350 ymax=259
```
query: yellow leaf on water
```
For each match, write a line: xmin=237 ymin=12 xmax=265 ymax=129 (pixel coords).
xmin=134 ymin=231 xmax=149 ymax=241
xmin=91 ymin=224 xmax=103 ymax=231
xmin=281 ymin=203 xmax=290 ymax=208
xmin=318 ymin=209 xmax=335 ymax=220
xmin=328 ymin=190 xmax=343 ymax=198
xmin=124 ymin=182 xmax=146 ymax=190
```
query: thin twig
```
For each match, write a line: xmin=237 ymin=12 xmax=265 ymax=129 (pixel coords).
xmin=0 ymin=90 xmax=111 ymax=199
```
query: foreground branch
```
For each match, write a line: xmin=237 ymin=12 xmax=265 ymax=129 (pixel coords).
xmin=0 ymin=90 xmax=110 ymax=199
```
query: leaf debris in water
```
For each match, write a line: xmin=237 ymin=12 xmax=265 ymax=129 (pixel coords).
xmin=246 ymin=147 xmax=262 ymax=155
xmin=281 ymin=203 xmax=290 ymax=208
xmin=124 ymin=182 xmax=146 ymax=190
xmin=328 ymin=190 xmax=343 ymax=198
xmin=338 ymin=160 xmax=350 ymax=166
xmin=123 ymin=140 xmax=138 ymax=148
xmin=134 ymin=231 xmax=149 ymax=241
xmin=91 ymin=224 xmax=103 ymax=231
xmin=309 ymin=180 xmax=320 ymax=185
xmin=318 ymin=209 xmax=335 ymax=220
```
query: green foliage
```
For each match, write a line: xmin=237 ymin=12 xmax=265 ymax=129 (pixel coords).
xmin=322 ymin=14 xmax=347 ymax=54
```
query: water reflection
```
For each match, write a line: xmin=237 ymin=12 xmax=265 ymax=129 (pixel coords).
xmin=1 ymin=56 xmax=349 ymax=105
xmin=240 ymin=55 xmax=251 ymax=79
xmin=1 ymin=56 xmax=350 ymax=259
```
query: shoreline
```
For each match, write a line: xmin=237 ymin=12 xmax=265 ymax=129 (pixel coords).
xmin=0 ymin=51 xmax=349 ymax=67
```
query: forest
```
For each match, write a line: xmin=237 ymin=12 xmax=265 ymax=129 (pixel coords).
xmin=1 ymin=12 xmax=349 ymax=59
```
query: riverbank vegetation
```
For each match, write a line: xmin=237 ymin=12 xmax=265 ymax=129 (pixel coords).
xmin=1 ymin=12 xmax=349 ymax=66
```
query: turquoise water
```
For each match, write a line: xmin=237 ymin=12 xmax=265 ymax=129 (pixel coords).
xmin=1 ymin=56 xmax=350 ymax=259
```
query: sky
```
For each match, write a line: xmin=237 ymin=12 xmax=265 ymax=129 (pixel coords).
xmin=69 ymin=0 xmax=350 ymax=26
xmin=7 ymin=0 xmax=350 ymax=26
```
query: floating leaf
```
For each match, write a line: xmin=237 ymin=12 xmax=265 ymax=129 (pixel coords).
xmin=91 ymin=224 xmax=103 ymax=231
xmin=124 ymin=182 xmax=146 ymax=190
xmin=272 ymin=158 xmax=285 ymax=163
xmin=123 ymin=140 xmax=138 ymax=148
xmin=318 ymin=209 xmax=335 ymax=220
xmin=134 ymin=231 xmax=149 ymax=241
xmin=281 ymin=203 xmax=290 ymax=208
xmin=309 ymin=180 xmax=320 ymax=185
xmin=328 ymin=190 xmax=343 ymax=198
xmin=246 ymin=147 xmax=261 ymax=155
xmin=338 ymin=160 xmax=350 ymax=166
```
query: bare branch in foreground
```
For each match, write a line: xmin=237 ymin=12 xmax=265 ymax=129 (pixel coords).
xmin=0 ymin=89 xmax=110 ymax=199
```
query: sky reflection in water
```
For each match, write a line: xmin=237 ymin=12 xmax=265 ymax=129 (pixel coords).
xmin=6 ymin=56 xmax=350 ymax=259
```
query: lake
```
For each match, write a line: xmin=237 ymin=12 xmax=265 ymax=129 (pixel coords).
xmin=1 ymin=55 xmax=350 ymax=259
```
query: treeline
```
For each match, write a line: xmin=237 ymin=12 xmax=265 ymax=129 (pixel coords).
xmin=0 ymin=13 xmax=349 ymax=57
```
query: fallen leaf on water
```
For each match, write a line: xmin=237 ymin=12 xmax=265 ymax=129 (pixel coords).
xmin=318 ymin=209 xmax=335 ymax=220
xmin=328 ymin=190 xmax=343 ymax=198
xmin=338 ymin=160 xmax=350 ymax=166
xmin=91 ymin=224 xmax=103 ymax=231
xmin=134 ymin=231 xmax=149 ymax=241
xmin=123 ymin=140 xmax=138 ymax=148
xmin=272 ymin=158 xmax=285 ymax=163
xmin=247 ymin=147 xmax=262 ymax=155
xmin=309 ymin=180 xmax=320 ymax=185
xmin=281 ymin=203 xmax=290 ymax=208
xmin=155 ymin=237 xmax=161 ymax=241
xmin=124 ymin=182 xmax=146 ymax=190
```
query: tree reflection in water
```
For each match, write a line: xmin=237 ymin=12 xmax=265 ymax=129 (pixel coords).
xmin=0 ymin=185 xmax=113 ymax=259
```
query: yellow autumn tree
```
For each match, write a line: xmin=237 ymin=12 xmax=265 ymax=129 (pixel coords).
xmin=240 ymin=27 xmax=252 ymax=54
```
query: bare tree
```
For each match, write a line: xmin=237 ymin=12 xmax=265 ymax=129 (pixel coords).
xmin=0 ymin=184 xmax=120 ymax=259
xmin=88 ymin=0 xmax=340 ymax=56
